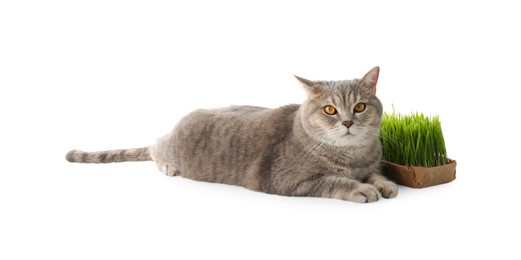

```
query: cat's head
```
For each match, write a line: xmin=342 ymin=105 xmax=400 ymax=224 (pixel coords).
xmin=296 ymin=66 xmax=383 ymax=147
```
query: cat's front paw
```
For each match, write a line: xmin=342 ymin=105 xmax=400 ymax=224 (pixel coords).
xmin=371 ymin=179 xmax=398 ymax=199
xmin=348 ymin=183 xmax=381 ymax=203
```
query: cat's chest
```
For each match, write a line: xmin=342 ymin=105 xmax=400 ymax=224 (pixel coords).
xmin=313 ymin=151 xmax=371 ymax=179
xmin=326 ymin=162 xmax=353 ymax=177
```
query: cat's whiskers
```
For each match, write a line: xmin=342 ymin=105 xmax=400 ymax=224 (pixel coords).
xmin=298 ymin=138 xmax=329 ymax=170
xmin=297 ymin=136 xmax=328 ymax=165
xmin=364 ymin=131 xmax=402 ymax=158
xmin=289 ymin=133 xmax=329 ymax=168
xmin=365 ymin=131 xmax=400 ymax=148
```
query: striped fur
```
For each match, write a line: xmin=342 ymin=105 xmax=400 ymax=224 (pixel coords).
xmin=66 ymin=67 xmax=398 ymax=203
xmin=66 ymin=147 xmax=151 ymax=163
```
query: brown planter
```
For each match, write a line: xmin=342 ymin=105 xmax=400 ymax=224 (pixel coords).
xmin=381 ymin=159 xmax=457 ymax=188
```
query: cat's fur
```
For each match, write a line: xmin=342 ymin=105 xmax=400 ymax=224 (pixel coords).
xmin=66 ymin=67 xmax=398 ymax=203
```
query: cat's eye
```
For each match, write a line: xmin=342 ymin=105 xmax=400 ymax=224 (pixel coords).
xmin=354 ymin=103 xmax=366 ymax=113
xmin=323 ymin=105 xmax=337 ymax=115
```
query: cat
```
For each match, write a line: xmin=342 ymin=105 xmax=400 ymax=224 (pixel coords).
xmin=66 ymin=66 xmax=398 ymax=203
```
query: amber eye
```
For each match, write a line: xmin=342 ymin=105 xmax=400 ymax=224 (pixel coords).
xmin=354 ymin=103 xmax=366 ymax=113
xmin=323 ymin=105 xmax=337 ymax=115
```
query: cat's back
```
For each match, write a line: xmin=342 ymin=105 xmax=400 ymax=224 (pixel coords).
xmin=197 ymin=105 xmax=271 ymax=118
xmin=169 ymin=104 xmax=300 ymax=188
xmin=175 ymin=104 xmax=301 ymax=145
xmin=181 ymin=104 xmax=299 ymax=129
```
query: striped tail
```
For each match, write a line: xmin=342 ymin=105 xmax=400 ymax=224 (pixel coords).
xmin=66 ymin=147 xmax=151 ymax=163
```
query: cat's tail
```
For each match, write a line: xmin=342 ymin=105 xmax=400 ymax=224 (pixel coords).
xmin=65 ymin=147 xmax=152 ymax=163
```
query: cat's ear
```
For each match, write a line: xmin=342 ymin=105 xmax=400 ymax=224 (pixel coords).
xmin=360 ymin=66 xmax=380 ymax=94
xmin=294 ymin=75 xmax=321 ymax=98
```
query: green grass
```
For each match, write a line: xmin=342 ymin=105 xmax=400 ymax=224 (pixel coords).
xmin=380 ymin=112 xmax=448 ymax=167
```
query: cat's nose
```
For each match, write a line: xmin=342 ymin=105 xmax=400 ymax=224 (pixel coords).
xmin=342 ymin=121 xmax=354 ymax=128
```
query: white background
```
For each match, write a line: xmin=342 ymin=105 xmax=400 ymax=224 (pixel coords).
xmin=1 ymin=0 xmax=520 ymax=259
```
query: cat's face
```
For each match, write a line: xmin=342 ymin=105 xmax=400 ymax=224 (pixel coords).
xmin=297 ymin=67 xmax=383 ymax=147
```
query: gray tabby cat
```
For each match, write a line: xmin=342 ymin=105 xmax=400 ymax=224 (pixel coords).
xmin=66 ymin=66 xmax=398 ymax=203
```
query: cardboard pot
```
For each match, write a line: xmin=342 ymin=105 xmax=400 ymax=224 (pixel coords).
xmin=381 ymin=159 xmax=457 ymax=188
